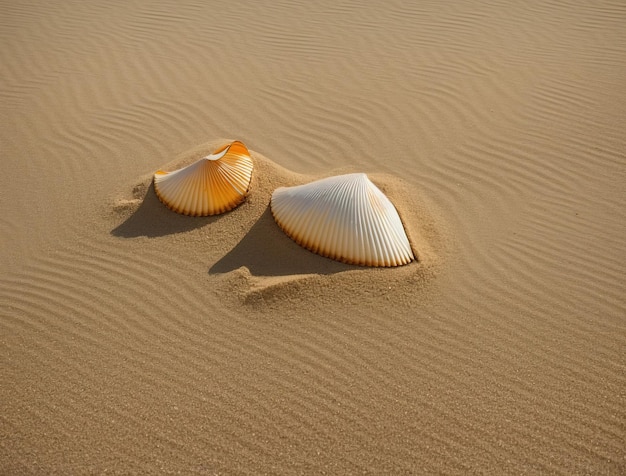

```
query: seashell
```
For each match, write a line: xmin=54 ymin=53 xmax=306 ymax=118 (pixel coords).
xmin=153 ymin=141 xmax=253 ymax=216
xmin=271 ymin=173 xmax=414 ymax=267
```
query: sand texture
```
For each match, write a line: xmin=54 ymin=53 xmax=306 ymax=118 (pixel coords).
xmin=1 ymin=0 xmax=625 ymax=474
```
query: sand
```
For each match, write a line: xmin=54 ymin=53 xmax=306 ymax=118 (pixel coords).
xmin=1 ymin=0 xmax=625 ymax=473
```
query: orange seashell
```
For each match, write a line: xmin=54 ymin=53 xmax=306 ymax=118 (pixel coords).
xmin=153 ymin=141 xmax=253 ymax=216
xmin=271 ymin=173 xmax=414 ymax=267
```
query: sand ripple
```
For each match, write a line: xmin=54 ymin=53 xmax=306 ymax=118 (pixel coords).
xmin=1 ymin=0 xmax=624 ymax=473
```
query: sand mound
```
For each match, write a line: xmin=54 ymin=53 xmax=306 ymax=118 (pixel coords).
xmin=111 ymin=141 xmax=447 ymax=311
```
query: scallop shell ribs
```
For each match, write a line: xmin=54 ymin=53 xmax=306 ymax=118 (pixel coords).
xmin=153 ymin=141 xmax=253 ymax=216
xmin=271 ymin=173 xmax=414 ymax=267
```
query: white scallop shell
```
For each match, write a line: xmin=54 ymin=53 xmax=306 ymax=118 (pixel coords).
xmin=271 ymin=173 xmax=414 ymax=267
xmin=153 ymin=141 xmax=253 ymax=216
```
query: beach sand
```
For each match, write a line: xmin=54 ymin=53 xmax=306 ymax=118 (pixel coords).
xmin=1 ymin=0 xmax=624 ymax=473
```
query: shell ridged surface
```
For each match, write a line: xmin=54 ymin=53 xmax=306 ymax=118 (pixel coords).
xmin=153 ymin=141 xmax=253 ymax=216
xmin=271 ymin=173 xmax=414 ymax=267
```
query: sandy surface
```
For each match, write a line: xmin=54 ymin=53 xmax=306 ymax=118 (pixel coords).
xmin=1 ymin=0 xmax=625 ymax=473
